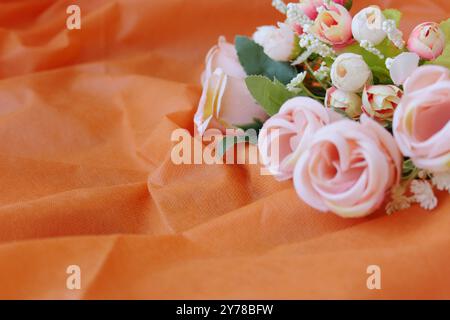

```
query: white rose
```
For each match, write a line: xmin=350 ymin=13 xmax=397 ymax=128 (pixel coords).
xmin=330 ymin=53 xmax=372 ymax=92
xmin=253 ymin=23 xmax=296 ymax=62
xmin=352 ymin=6 xmax=387 ymax=45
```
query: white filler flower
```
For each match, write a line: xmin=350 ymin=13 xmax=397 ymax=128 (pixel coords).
xmin=410 ymin=180 xmax=438 ymax=210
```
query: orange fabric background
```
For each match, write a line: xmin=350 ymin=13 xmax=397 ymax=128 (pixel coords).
xmin=0 ymin=0 xmax=448 ymax=299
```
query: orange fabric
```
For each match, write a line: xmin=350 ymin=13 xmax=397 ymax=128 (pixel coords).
xmin=0 ymin=0 xmax=449 ymax=299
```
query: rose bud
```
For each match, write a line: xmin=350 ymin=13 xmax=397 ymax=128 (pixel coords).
xmin=310 ymin=3 xmax=352 ymax=46
xmin=351 ymin=6 xmax=387 ymax=45
xmin=330 ymin=53 xmax=372 ymax=92
xmin=297 ymin=1 xmax=353 ymax=20
xmin=195 ymin=37 xmax=268 ymax=135
xmin=362 ymin=85 xmax=402 ymax=124
xmin=325 ymin=87 xmax=362 ymax=119
xmin=253 ymin=23 xmax=297 ymax=62
xmin=297 ymin=0 xmax=324 ymax=20
xmin=407 ymin=22 xmax=446 ymax=60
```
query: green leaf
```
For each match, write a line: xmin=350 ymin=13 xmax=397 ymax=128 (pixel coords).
xmin=245 ymin=75 xmax=297 ymax=116
xmin=235 ymin=36 xmax=298 ymax=85
xmin=216 ymin=132 xmax=258 ymax=159
xmin=343 ymin=0 xmax=353 ymax=11
xmin=383 ymin=9 xmax=402 ymax=27
xmin=426 ymin=18 xmax=450 ymax=68
xmin=439 ymin=18 xmax=450 ymax=43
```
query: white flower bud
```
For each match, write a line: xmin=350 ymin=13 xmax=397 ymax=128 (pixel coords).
xmin=330 ymin=53 xmax=372 ymax=92
xmin=351 ymin=6 xmax=387 ymax=45
xmin=253 ymin=23 xmax=296 ymax=61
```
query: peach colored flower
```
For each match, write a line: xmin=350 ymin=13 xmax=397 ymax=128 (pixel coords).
xmin=195 ymin=37 xmax=268 ymax=135
xmin=393 ymin=65 xmax=450 ymax=172
xmin=258 ymin=97 xmax=341 ymax=181
xmin=407 ymin=22 xmax=446 ymax=60
xmin=325 ymin=87 xmax=362 ymax=119
xmin=293 ymin=115 xmax=402 ymax=218
xmin=362 ymin=85 xmax=402 ymax=124
xmin=298 ymin=0 xmax=348 ymax=20
xmin=310 ymin=3 xmax=352 ymax=46
xmin=298 ymin=0 xmax=325 ymax=20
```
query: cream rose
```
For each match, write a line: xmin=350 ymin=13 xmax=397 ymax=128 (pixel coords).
xmin=393 ymin=65 xmax=450 ymax=172
xmin=195 ymin=37 xmax=268 ymax=135
xmin=293 ymin=115 xmax=402 ymax=218
xmin=253 ymin=23 xmax=296 ymax=62
xmin=362 ymin=85 xmax=402 ymax=124
xmin=330 ymin=53 xmax=372 ymax=92
xmin=351 ymin=6 xmax=387 ymax=45
xmin=325 ymin=87 xmax=362 ymax=119
xmin=258 ymin=97 xmax=341 ymax=181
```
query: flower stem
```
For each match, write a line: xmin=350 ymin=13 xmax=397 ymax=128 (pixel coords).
xmin=300 ymin=84 xmax=325 ymax=101
xmin=303 ymin=61 xmax=328 ymax=91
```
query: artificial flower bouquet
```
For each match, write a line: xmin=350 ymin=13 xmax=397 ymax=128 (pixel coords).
xmin=194 ymin=0 xmax=450 ymax=218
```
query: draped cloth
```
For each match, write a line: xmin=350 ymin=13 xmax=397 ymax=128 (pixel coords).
xmin=0 ymin=0 xmax=448 ymax=299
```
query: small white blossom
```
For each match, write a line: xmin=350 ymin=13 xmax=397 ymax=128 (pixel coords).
xmin=272 ymin=0 xmax=287 ymax=14
xmin=292 ymin=33 xmax=336 ymax=65
xmin=385 ymin=184 xmax=412 ymax=215
xmin=287 ymin=72 xmax=307 ymax=92
xmin=431 ymin=171 xmax=450 ymax=192
xmin=286 ymin=3 xmax=312 ymax=27
xmin=382 ymin=19 xmax=405 ymax=49
xmin=360 ymin=40 xmax=384 ymax=59
xmin=313 ymin=62 xmax=330 ymax=81
xmin=410 ymin=179 xmax=438 ymax=210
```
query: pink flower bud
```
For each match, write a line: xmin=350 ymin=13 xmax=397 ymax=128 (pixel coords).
xmin=362 ymin=85 xmax=403 ymax=124
xmin=298 ymin=0 xmax=352 ymax=20
xmin=407 ymin=22 xmax=446 ymax=60
xmin=310 ymin=3 xmax=352 ymax=46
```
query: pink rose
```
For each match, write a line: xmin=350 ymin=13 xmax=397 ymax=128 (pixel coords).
xmin=298 ymin=0 xmax=325 ymax=20
xmin=293 ymin=115 xmax=402 ymax=218
xmin=195 ymin=37 xmax=268 ymax=135
xmin=258 ymin=97 xmax=341 ymax=181
xmin=298 ymin=0 xmax=349 ymax=20
xmin=310 ymin=3 xmax=352 ymax=46
xmin=362 ymin=85 xmax=403 ymax=124
xmin=393 ymin=65 xmax=450 ymax=172
xmin=407 ymin=22 xmax=446 ymax=60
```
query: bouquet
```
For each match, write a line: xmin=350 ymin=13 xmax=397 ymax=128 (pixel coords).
xmin=194 ymin=0 xmax=450 ymax=218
